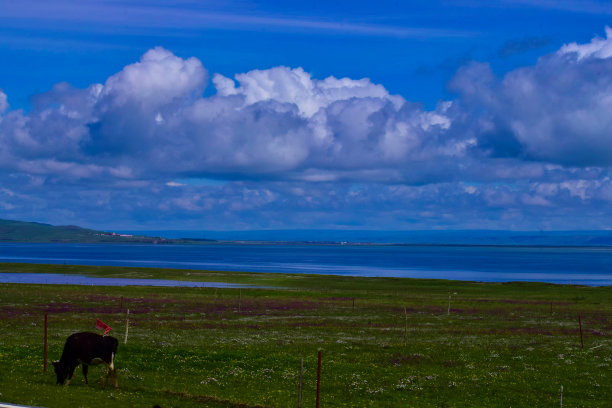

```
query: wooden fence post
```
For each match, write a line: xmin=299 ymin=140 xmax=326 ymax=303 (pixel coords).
xmin=578 ymin=315 xmax=584 ymax=349
xmin=124 ymin=309 xmax=130 ymax=344
xmin=316 ymin=350 xmax=322 ymax=408
xmin=43 ymin=313 xmax=48 ymax=373
xmin=298 ymin=356 xmax=303 ymax=408
xmin=404 ymin=307 xmax=408 ymax=347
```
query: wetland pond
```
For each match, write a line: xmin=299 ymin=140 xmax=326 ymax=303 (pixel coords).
xmin=0 ymin=272 xmax=255 ymax=288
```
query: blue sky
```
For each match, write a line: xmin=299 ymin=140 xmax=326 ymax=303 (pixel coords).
xmin=1 ymin=0 xmax=612 ymax=231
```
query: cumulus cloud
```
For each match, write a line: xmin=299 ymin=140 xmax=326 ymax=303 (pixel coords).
xmin=1 ymin=47 xmax=461 ymax=182
xmin=100 ymin=47 xmax=207 ymax=109
xmin=450 ymin=27 xmax=612 ymax=166
xmin=2 ymin=31 xmax=612 ymax=229
xmin=213 ymin=66 xmax=403 ymax=117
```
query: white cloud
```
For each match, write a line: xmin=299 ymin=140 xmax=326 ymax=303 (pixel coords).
xmin=4 ymin=40 xmax=612 ymax=188
xmin=559 ymin=26 xmax=612 ymax=60
xmin=0 ymin=89 xmax=8 ymax=114
xmin=451 ymin=27 xmax=612 ymax=166
xmin=3 ymin=37 xmax=612 ymax=230
xmin=0 ymin=48 xmax=457 ymax=184
xmin=100 ymin=46 xmax=207 ymax=109
xmin=214 ymin=66 xmax=404 ymax=117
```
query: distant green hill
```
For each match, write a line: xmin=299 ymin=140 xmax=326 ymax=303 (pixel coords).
xmin=0 ymin=219 xmax=192 ymax=244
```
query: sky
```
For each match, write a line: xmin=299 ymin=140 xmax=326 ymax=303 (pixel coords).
xmin=1 ymin=0 xmax=612 ymax=232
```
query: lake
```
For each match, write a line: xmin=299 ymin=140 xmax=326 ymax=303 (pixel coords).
xmin=0 ymin=243 xmax=611 ymax=286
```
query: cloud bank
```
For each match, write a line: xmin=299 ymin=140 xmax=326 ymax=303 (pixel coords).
xmin=1 ymin=28 xmax=612 ymax=230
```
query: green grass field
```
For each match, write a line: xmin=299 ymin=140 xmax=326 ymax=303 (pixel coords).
xmin=0 ymin=263 xmax=611 ymax=407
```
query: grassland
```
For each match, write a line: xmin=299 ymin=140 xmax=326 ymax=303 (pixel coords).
xmin=0 ymin=263 xmax=611 ymax=407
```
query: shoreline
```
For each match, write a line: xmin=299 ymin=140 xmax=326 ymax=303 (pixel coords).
xmin=0 ymin=262 xmax=610 ymax=287
xmin=3 ymin=240 xmax=612 ymax=249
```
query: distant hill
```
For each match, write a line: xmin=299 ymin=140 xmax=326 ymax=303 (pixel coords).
xmin=122 ymin=228 xmax=612 ymax=246
xmin=3 ymin=218 xmax=612 ymax=246
xmin=0 ymin=219 xmax=204 ymax=244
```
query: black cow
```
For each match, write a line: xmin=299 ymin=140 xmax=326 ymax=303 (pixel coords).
xmin=53 ymin=332 xmax=118 ymax=388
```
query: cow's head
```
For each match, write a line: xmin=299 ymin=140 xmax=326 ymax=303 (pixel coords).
xmin=52 ymin=360 xmax=67 ymax=385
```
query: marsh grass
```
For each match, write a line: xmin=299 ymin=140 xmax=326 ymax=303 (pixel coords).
xmin=0 ymin=263 xmax=611 ymax=407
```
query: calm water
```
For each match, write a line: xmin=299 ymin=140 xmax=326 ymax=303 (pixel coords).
xmin=0 ymin=243 xmax=611 ymax=286
xmin=0 ymin=272 xmax=252 ymax=288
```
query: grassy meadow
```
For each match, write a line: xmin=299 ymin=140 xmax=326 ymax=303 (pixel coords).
xmin=0 ymin=262 xmax=611 ymax=407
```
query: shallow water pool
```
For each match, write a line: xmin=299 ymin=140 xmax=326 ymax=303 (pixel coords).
xmin=0 ymin=272 xmax=255 ymax=288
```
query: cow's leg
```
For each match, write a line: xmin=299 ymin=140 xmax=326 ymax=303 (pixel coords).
xmin=65 ymin=365 xmax=77 ymax=386
xmin=82 ymin=364 xmax=89 ymax=384
xmin=103 ymin=353 xmax=118 ymax=389
xmin=110 ymin=366 xmax=118 ymax=389
xmin=103 ymin=366 xmax=118 ymax=389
